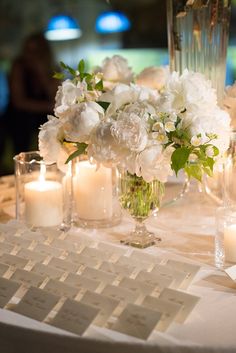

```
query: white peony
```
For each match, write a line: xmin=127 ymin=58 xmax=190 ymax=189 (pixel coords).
xmin=100 ymin=55 xmax=133 ymax=89
xmin=136 ymin=66 xmax=169 ymax=91
xmin=55 ymin=80 xmax=87 ymax=115
xmin=38 ymin=115 xmax=65 ymax=164
xmin=111 ymin=112 xmax=148 ymax=152
xmin=63 ymin=101 xmax=104 ymax=143
xmin=137 ymin=145 xmax=174 ymax=182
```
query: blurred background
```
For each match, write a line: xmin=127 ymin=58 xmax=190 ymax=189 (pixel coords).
xmin=0 ymin=0 xmax=236 ymax=175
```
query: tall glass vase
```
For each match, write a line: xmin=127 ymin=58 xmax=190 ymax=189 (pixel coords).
xmin=167 ymin=0 xmax=231 ymax=105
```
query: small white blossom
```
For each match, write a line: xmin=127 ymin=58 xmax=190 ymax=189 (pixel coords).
xmin=188 ymin=153 xmax=198 ymax=162
xmin=164 ymin=121 xmax=175 ymax=132
xmin=205 ymin=146 xmax=215 ymax=157
xmin=191 ymin=135 xmax=202 ymax=147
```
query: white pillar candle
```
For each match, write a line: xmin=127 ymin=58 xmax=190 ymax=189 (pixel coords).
xmin=73 ymin=161 xmax=113 ymax=220
xmin=224 ymin=224 xmax=236 ymax=262
xmin=24 ymin=165 xmax=63 ymax=227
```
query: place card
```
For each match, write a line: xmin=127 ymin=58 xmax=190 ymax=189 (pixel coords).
xmin=117 ymin=256 xmax=151 ymax=272
xmin=119 ymin=277 xmax=155 ymax=297
xmin=0 ymin=277 xmax=21 ymax=308
xmin=65 ymin=233 xmax=97 ymax=248
xmin=81 ymin=267 xmax=117 ymax=286
xmin=158 ymin=288 xmax=200 ymax=323
xmin=80 ymin=247 xmax=112 ymax=262
xmin=50 ymin=298 xmax=99 ymax=335
xmin=21 ymin=230 xmax=46 ymax=242
xmin=10 ymin=269 xmax=46 ymax=288
xmin=43 ymin=279 xmax=79 ymax=299
xmin=101 ymin=284 xmax=140 ymax=305
xmin=97 ymin=242 xmax=127 ymax=258
xmin=33 ymin=244 xmax=63 ymax=258
xmin=167 ymin=260 xmax=200 ymax=289
xmin=112 ymin=303 xmax=162 ymax=340
xmin=225 ymin=265 xmax=236 ymax=281
xmin=0 ymin=241 xmax=15 ymax=255
xmin=0 ymin=262 xmax=9 ymax=276
xmin=151 ymin=264 xmax=187 ymax=289
xmin=31 ymin=263 xmax=65 ymax=281
xmin=65 ymin=252 xmax=100 ymax=269
xmin=99 ymin=261 xmax=135 ymax=278
xmin=50 ymin=238 xmax=84 ymax=253
xmin=0 ymin=254 xmax=28 ymax=268
xmin=64 ymin=273 xmax=100 ymax=292
xmin=47 ymin=257 xmax=80 ymax=274
xmin=135 ymin=271 xmax=173 ymax=294
xmin=5 ymin=235 xmax=32 ymax=248
xmin=80 ymin=290 xmax=119 ymax=326
xmin=129 ymin=251 xmax=162 ymax=266
xmin=16 ymin=248 xmax=46 ymax=263
xmin=141 ymin=296 xmax=182 ymax=331
xmin=12 ymin=286 xmax=59 ymax=321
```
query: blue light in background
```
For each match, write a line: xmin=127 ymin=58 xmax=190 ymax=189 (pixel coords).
xmin=96 ymin=11 xmax=131 ymax=34
xmin=45 ymin=15 xmax=82 ymax=41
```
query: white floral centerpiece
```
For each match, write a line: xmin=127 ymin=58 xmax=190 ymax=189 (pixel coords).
xmin=39 ymin=56 xmax=231 ymax=246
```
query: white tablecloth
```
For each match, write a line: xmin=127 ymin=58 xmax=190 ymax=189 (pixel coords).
xmin=0 ymin=177 xmax=236 ymax=353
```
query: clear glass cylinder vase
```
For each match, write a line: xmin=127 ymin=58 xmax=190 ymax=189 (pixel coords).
xmin=167 ymin=0 xmax=231 ymax=105
xmin=14 ymin=151 xmax=72 ymax=229
xmin=72 ymin=155 xmax=121 ymax=228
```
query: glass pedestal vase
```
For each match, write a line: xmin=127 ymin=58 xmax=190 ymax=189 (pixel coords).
xmin=118 ymin=171 xmax=164 ymax=249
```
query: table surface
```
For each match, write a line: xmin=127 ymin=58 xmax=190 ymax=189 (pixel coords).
xmin=0 ymin=175 xmax=236 ymax=353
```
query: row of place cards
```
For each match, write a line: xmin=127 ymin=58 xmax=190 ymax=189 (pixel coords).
xmin=0 ymin=220 xmax=201 ymax=340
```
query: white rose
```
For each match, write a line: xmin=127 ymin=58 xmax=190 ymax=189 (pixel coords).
xmin=112 ymin=112 xmax=148 ymax=152
xmin=101 ymin=55 xmax=133 ymax=88
xmin=137 ymin=145 xmax=173 ymax=182
xmin=63 ymin=102 xmax=103 ymax=143
xmin=38 ymin=115 xmax=65 ymax=164
xmin=136 ymin=66 xmax=169 ymax=91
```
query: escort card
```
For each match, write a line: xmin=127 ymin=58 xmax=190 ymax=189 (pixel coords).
xmin=65 ymin=233 xmax=97 ymax=248
xmin=80 ymin=247 xmax=112 ymax=262
xmin=12 ymin=286 xmax=59 ymax=321
xmin=10 ymin=269 xmax=46 ymax=288
xmin=112 ymin=303 xmax=162 ymax=340
xmin=5 ymin=235 xmax=32 ymax=248
xmin=135 ymin=271 xmax=173 ymax=294
xmin=129 ymin=251 xmax=162 ymax=266
xmin=117 ymin=256 xmax=151 ymax=272
xmin=31 ymin=263 xmax=64 ymax=281
xmin=50 ymin=298 xmax=99 ymax=335
xmin=99 ymin=261 xmax=135 ymax=278
xmin=167 ymin=260 xmax=200 ymax=289
xmin=119 ymin=277 xmax=155 ymax=297
xmin=50 ymin=238 xmax=84 ymax=253
xmin=101 ymin=284 xmax=140 ymax=306
xmin=151 ymin=264 xmax=187 ymax=289
xmin=43 ymin=279 xmax=79 ymax=299
xmin=47 ymin=257 xmax=80 ymax=274
xmin=33 ymin=244 xmax=63 ymax=258
xmin=159 ymin=288 xmax=200 ymax=323
xmin=65 ymin=252 xmax=100 ymax=269
xmin=21 ymin=230 xmax=46 ymax=242
xmin=0 ymin=241 xmax=15 ymax=255
xmin=225 ymin=265 xmax=236 ymax=281
xmin=141 ymin=296 xmax=182 ymax=331
xmin=81 ymin=267 xmax=117 ymax=286
xmin=16 ymin=248 xmax=46 ymax=263
xmin=0 ymin=262 xmax=9 ymax=276
xmin=0 ymin=254 xmax=28 ymax=268
xmin=97 ymin=242 xmax=127 ymax=258
xmin=0 ymin=277 xmax=21 ymax=308
xmin=64 ymin=273 xmax=100 ymax=292
xmin=80 ymin=290 xmax=119 ymax=326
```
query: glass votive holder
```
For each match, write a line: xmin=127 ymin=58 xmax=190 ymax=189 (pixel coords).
xmin=72 ymin=155 xmax=121 ymax=228
xmin=14 ymin=151 xmax=72 ymax=229
xmin=215 ymin=206 xmax=236 ymax=269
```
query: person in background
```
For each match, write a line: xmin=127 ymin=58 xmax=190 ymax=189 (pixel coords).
xmin=5 ymin=32 xmax=58 ymax=158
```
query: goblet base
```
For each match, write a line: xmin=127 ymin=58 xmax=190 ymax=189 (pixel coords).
xmin=120 ymin=226 xmax=161 ymax=249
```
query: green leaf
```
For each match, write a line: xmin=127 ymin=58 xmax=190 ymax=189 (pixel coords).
xmin=171 ymin=147 xmax=191 ymax=175
xmin=97 ymin=101 xmax=110 ymax=111
xmin=185 ymin=164 xmax=203 ymax=182
xmin=60 ymin=61 xmax=68 ymax=69
xmin=78 ymin=59 xmax=85 ymax=74
xmin=65 ymin=143 xmax=88 ymax=164
xmin=53 ymin=72 xmax=65 ymax=80
xmin=68 ymin=67 xmax=76 ymax=76
xmin=95 ymin=80 xmax=103 ymax=91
